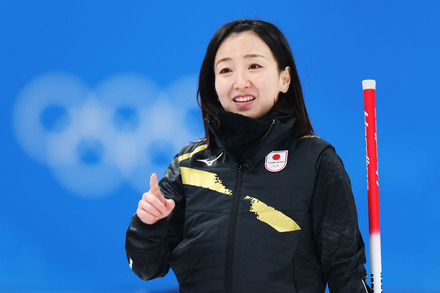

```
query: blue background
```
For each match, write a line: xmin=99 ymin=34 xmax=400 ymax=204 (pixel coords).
xmin=1 ymin=1 xmax=439 ymax=292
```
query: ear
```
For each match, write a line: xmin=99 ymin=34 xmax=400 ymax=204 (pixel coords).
xmin=279 ymin=66 xmax=291 ymax=93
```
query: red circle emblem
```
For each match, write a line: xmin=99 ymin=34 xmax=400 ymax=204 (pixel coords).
xmin=272 ymin=154 xmax=281 ymax=160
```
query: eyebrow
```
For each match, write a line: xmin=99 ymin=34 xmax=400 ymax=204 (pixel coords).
xmin=215 ymin=54 xmax=266 ymax=68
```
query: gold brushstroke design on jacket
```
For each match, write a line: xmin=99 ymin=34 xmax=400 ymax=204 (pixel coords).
xmin=180 ymin=167 xmax=233 ymax=196
xmin=177 ymin=144 xmax=208 ymax=163
xmin=179 ymin=166 xmax=300 ymax=233
xmin=244 ymin=196 xmax=301 ymax=232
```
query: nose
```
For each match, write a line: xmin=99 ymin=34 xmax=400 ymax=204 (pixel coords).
xmin=233 ymin=70 xmax=251 ymax=90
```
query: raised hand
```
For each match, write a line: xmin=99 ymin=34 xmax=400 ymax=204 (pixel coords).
xmin=136 ymin=173 xmax=175 ymax=225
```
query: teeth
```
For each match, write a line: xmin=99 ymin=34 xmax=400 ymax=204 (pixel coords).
xmin=234 ymin=96 xmax=255 ymax=102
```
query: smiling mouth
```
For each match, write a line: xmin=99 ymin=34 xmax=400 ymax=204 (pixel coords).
xmin=233 ymin=96 xmax=256 ymax=102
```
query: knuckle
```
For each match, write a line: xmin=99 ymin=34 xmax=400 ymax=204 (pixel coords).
xmin=137 ymin=209 xmax=146 ymax=220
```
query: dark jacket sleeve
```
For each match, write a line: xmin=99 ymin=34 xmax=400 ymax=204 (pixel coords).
xmin=311 ymin=147 xmax=371 ymax=292
xmin=125 ymin=154 xmax=185 ymax=280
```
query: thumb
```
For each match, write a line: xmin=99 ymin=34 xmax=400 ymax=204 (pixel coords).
xmin=165 ymin=198 xmax=175 ymax=212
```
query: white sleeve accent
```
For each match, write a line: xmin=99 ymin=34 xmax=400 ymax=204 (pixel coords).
xmin=129 ymin=257 xmax=133 ymax=269
xmin=362 ymin=279 xmax=369 ymax=293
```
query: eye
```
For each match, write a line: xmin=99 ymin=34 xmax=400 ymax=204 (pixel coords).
xmin=249 ymin=64 xmax=262 ymax=70
xmin=219 ymin=68 xmax=232 ymax=74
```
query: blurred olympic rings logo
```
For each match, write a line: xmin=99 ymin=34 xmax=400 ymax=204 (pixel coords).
xmin=12 ymin=72 xmax=203 ymax=197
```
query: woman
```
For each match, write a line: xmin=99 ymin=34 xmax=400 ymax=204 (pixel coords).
xmin=126 ymin=19 xmax=371 ymax=293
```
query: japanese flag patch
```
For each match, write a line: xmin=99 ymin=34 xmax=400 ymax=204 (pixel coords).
xmin=265 ymin=150 xmax=288 ymax=172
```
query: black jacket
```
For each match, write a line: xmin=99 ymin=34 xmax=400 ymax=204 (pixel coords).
xmin=126 ymin=115 xmax=370 ymax=292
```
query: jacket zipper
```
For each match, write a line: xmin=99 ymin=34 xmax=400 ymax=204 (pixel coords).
xmin=259 ymin=119 xmax=276 ymax=144
xmin=225 ymin=166 xmax=243 ymax=293
xmin=240 ymin=119 xmax=277 ymax=166
xmin=224 ymin=119 xmax=276 ymax=292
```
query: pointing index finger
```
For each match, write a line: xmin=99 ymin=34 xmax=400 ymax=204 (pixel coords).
xmin=149 ymin=173 xmax=164 ymax=202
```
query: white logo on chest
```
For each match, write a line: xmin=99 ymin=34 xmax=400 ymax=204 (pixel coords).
xmin=265 ymin=150 xmax=288 ymax=172
xmin=197 ymin=152 xmax=223 ymax=166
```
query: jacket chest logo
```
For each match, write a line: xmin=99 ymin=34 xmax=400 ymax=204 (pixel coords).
xmin=196 ymin=152 xmax=223 ymax=166
xmin=265 ymin=150 xmax=288 ymax=172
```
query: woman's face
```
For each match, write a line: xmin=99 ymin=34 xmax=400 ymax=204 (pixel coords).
xmin=214 ymin=31 xmax=291 ymax=119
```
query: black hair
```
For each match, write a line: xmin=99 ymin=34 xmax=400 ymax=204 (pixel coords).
xmin=197 ymin=19 xmax=314 ymax=145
